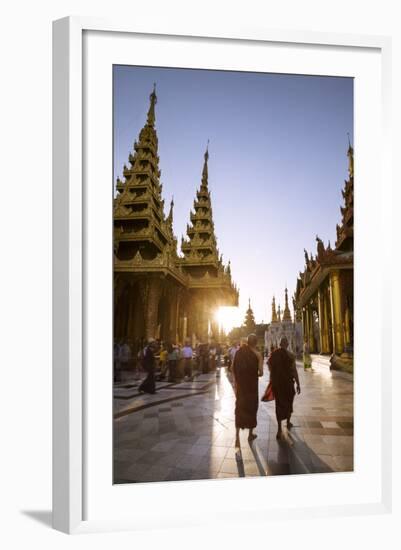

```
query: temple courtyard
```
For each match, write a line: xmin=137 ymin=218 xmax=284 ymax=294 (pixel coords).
xmin=113 ymin=361 xmax=353 ymax=483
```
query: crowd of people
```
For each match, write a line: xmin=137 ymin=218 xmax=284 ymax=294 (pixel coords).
xmin=114 ymin=334 xmax=302 ymax=443
xmin=113 ymin=338 xmax=227 ymax=393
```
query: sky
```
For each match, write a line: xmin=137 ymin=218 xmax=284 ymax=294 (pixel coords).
xmin=113 ymin=65 xmax=353 ymax=324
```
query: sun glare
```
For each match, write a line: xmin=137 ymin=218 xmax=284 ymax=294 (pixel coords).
xmin=215 ymin=306 xmax=241 ymax=335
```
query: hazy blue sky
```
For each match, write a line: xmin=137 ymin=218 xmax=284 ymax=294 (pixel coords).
xmin=113 ymin=65 xmax=353 ymax=323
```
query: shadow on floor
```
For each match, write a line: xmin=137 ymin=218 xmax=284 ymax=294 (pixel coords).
xmin=21 ymin=510 xmax=52 ymax=528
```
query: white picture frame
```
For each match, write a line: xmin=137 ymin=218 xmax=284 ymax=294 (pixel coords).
xmin=52 ymin=16 xmax=392 ymax=534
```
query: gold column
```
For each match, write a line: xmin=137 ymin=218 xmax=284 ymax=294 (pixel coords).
xmin=324 ymin=288 xmax=333 ymax=353
xmin=302 ymin=307 xmax=309 ymax=349
xmin=307 ymin=305 xmax=315 ymax=352
xmin=139 ymin=277 xmax=163 ymax=341
xmin=318 ymin=288 xmax=330 ymax=354
xmin=344 ymin=303 xmax=352 ymax=349
xmin=329 ymin=270 xmax=344 ymax=354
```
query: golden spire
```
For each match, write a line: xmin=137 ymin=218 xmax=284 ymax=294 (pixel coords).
xmin=347 ymin=133 xmax=354 ymax=179
xmin=167 ymin=196 xmax=174 ymax=228
xmin=146 ymin=83 xmax=157 ymax=126
xmin=277 ymin=304 xmax=282 ymax=322
xmin=271 ymin=296 xmax=278 ymax=323
xmin=282 ymin=287 xmax=292 ymax=321
xmin=201 ymin=140 xmax=209 ymax=187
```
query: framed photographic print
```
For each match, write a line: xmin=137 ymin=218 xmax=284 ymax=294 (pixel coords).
xmin=52 ymin=17 xmax=392 ymax=534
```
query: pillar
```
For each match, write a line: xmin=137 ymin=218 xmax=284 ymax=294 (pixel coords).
xmin=139 ymin=277 xmax=163 ymax=341
xmin=329 ymin=270 xmax=344 ymax=354
xmin=318 ymin=288 xmax=330 ymax=354
xmin=302 ymin=307 xmax=308 ymax=349
xmin=307 ymin=305 xmax=316 ymax=352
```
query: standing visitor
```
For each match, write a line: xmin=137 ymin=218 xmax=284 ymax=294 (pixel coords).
xmin=167 ymin=342 xmax=179 ymax=382
xmin=228 ymin=341 xmax=240 ymax=371
xmin=268 ymin=337 xmax=301 ymax=439
xmin=209 ymin=344 xmax=217 ymax=371
xmin=181 ymin=341 xmax=193 ymax=381
xmin=138 ymin=339 xmax=158 ymax=394
xmin=199 ymin=343 xmax=209 ymax=374
xmin=158 ymin=344 xmax=169 ymax=380
xmin=232 ymin=334 xmax=264 ymax=447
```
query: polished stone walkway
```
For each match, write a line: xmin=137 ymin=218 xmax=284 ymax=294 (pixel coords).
xmin=113 ymin=361 xmax=353 ymax=483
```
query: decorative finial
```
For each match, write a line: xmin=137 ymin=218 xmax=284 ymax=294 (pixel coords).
xmin=347 ymin=133 xmax=354 ymax=178
xmin=271 ymin=296 xmax=278 ymax=322
xmin=283 ymin=286 xmax=292 ymax=321
xmin=201 ymin=143 xmax=209 ymax=186
xmin=147 ymin=83 xmax=157 ymax=126
xmin=167 ymin=195 xmax=174 ymax=227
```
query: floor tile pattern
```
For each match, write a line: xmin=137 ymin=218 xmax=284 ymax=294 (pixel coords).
xmin=113 ymin=361 xmax=353 ymax=483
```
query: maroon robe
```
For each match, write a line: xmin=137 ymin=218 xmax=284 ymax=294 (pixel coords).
xmin=233 ymin=345 xmax=259 ymax=429
xmin=268 ymin=348 xmax=296 ymax=421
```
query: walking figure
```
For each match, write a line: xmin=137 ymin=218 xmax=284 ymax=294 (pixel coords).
xmin=138 ymin=338 xmax=158 ymax=394
xmin=268 ymin=336 xmax=301 ymax=439
xmin=232 ymin=334 xmax=264 ymax=447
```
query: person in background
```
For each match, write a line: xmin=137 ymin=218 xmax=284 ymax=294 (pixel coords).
xmin=138 ymin=338 xmax=158 ymax=394
xmin=228 ymin=341 xmax=240 ymax=371
xmin=167 ymin=342 xmax=179 ymax=382
xmin=232 ymin=334 xmax=264 ymax=447
xmin=158 ymin=344 xmax=169 ymax=380
xmin=268 ymin=336 xmax=301 ymax=439
xmin=181 ymin=340 xmax=193 ymax=381
xmin=209 ymin=344 xmax=217 ymax=371
xmin=199 ymin=343 xmax=209 ymax=374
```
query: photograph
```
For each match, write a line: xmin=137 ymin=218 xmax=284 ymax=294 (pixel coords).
xmin=112 ymin=65 xmax=354 ymax=484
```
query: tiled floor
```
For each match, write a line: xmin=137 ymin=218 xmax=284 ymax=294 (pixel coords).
xmin=113 ymin=361 xmax=353 ymax=483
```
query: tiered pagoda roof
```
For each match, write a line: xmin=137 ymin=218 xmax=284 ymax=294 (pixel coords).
xmin=335 ymin=140 xmax=354 ymax=252
xmin=113 ymin=88 xmax=238 ymax=303
xmin=282 ymin=287 xmax=292 ymax=322
xmin=243 ymin=298 xmax=256 ymax=331
xmin=271 ymin=296 xmax=278 ymax=323
xmin=295 ymin=142 xmax=354 ymax=305
xmin=113 ymin=86 xmax=184 ymax=283
xmin=181 ymin=147 xmax=219 ymax=268
xmin=179 ymin=147 xmax=238 ymax=302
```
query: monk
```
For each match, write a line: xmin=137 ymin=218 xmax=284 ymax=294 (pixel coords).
xmin=268 ymin=336 xmax=301 ymax=439
xmin=232 ymin=334 xmax=264 ymax=447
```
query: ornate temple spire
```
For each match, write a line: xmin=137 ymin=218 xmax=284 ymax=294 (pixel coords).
xmin=277 ymin=304 xmax=282 ymax=322
xmin=271 ymin=296 xmax=278 ymax=323
xmin=167 ymin=196 xmax=174 ymax=226
xmin=347 ymin=133 xmax=354 ymax=179
xmin=146 ymin=83 xmax=157 ymax=127
xmin=114 ymin=87 xmax=174 ymax=259
xmin=201 ymin=141 xmax=209 ymax=187
xmin=335 ymin=140 xmax=354 ymax=251
xmin=282 ymin=287 xmax=292 ymax=322
xmin=180 ymin=146 xmax=219 ymax=267
xmin=244 ymin=298 xmax=256 ymax=331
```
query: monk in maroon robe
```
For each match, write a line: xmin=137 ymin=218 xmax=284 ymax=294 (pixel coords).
xmin=232 ymin=334 xmax=263 ymax=447
xmin=268 ymin=337 xmax=301 ymax=439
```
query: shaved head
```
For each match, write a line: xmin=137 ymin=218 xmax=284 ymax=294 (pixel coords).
xmin=247 ymin=334 xmax=258 ymax=348
xmin=280 ymin=337 xmax=289 ymax=349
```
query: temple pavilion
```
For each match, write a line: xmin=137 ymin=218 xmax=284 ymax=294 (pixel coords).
xmin=294 ymin=142 xmax=354 ymax=371
xmin=113 ymin=86 xmax=238 ymax=355
xmin=264 ymin=290 xmax=303 ymax=355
